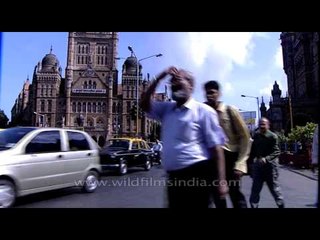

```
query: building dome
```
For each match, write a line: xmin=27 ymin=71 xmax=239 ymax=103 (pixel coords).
xmin=41 ymin=48 xmax=60 ymax=72
xmin=123 ymin=55 xmax=142 ymax=74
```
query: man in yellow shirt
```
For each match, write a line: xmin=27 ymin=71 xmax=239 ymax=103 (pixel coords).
xmin=204 ymin=80 xmax=251 ymax=208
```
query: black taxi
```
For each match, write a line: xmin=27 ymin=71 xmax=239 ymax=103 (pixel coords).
xmin=100 ymin=138 xmax=155 ymax=175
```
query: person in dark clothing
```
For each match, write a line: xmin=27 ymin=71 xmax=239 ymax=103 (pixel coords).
xmin=248 ymin=117 xmax=285 ymax=208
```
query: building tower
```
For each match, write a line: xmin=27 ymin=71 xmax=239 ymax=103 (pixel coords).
xmin=121 ymin=53 xmax=142 ymax=137
xmin=31 ymin=47 xmax=62 ymax=127
xmin=280 ymin=32 xmax=319 ymax=127
xmin=65 ymin=32 xmax=118 ymax=145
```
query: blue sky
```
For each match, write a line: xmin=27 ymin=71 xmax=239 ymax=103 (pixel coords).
xmin=0 ymin=32 xmax=287 ymax=121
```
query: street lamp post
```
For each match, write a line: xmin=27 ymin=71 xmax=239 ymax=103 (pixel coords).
xmin=127 ymin=46 xmax=162 ymax=137
xmin=241 ymin=94 xmax=260 ymax=121
xmin=33 ymin=112 xmax=46 ymax=127
xmin=288 ymin=95 xmax=293 ymax=130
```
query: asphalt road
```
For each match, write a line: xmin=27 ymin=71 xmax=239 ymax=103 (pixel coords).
xmin=14 ymin=164 xmax=317 ymax=208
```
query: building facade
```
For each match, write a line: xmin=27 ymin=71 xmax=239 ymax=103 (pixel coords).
xmin=11 ymin=32 xmax=166 ymax=146
xmin=261 ymin=32 xmax=319 ymax=133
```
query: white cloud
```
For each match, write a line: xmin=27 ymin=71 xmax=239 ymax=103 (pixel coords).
xmin=187 ymin=32 xmax=256 ymax=67
xmin=260 ymin=82 xmax=274 ymax=96
xmin=274 ymin=47 xmax=283 ymax=68
xmin=224 ymin=81 xmax=234 ymax=95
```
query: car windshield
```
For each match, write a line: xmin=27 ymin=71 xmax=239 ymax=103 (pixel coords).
xmin=0 ymin=127 xmax=36 ymax=150
xmin=106 ymin=139 xmax=130 ymax=150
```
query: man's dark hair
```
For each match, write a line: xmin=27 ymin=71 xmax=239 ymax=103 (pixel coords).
xmin=204 ymin=80 xmax=220 ymax=91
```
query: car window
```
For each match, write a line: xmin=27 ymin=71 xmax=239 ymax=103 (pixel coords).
xmin=0 ymin=127 xmax=36 ymax=150
xmin=140 ymin=141 xmax=147 ymax=149
xmin=132 ymin=141 xmax=139 ymax=150
xmin=25 ymin=131 xmax=61 ymax=154
xmin=107 ymin=139 xmax=130 ymax=150
xmin=67 ymin=131 xmax=90 ymax=151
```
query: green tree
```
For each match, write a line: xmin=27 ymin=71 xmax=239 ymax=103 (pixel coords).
xmin=0 ymin=109 xmax=9 ymax=128
xmin=287 ymin=122 xmax=317 ymax=144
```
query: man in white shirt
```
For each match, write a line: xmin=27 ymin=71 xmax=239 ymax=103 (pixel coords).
xmin=140 ymin=67 xmax=228 ymax=208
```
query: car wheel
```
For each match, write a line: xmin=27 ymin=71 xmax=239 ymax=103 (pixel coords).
xmin=82 ymin=171 xmax=99 ymax=193
xmin=144 ymin=159 xmax=152 ymax=171
xmin=119 ymin=161 xmax=128 ymax=175
xmin=0 ymin=180 xmax=16 ymax=208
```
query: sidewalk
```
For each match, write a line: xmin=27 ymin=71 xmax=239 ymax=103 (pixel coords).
xmin=280 ymin=164 xmax=318 ymax=181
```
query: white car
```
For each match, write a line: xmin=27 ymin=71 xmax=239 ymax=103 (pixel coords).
xmin=0 ymin=127 xmax=101 ymax=208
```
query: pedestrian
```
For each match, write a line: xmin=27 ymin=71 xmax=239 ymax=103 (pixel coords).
xmin=311 ymin=124 xmax=318 ymax=207
xmin=140 ymin=67 xmax=228 ymax=208
xmin=248 ymin=117 xmax=285 ymax=208
xmin=152 ymin=139 xmax=163 ymax=152
xmin=152 ymin=139 xmax=163 ymax=164
xmin=204 ymin=80 xmax=251 ymax=208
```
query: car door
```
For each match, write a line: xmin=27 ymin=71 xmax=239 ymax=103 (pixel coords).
xmin=16 ymin=130 xmax=64 ymax=193
xmin=60 ymin=131 xmax=96 ymax=184
xmin=139 ymin=141 xmax=152 ymax=164
xmin=131 ymin=140 xmax=142 ymax=166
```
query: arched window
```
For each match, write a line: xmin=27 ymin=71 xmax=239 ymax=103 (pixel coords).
xmin=102 ymin=103 xmax=106 ymax=112
xmin=48 ymin=100 xmax=52 ymax=112
xmin=112 ymin=102 xmax=116 ymax=113
xmin=127 ymin=116 xmax=131 ymax=131
xmin=77 ymin=102 xmax=81 ymax=112
xmin=40 ymin=100 xmax=45 ymax=112
xmin=87 ymin=117 xmax=94 ymax=127
xmin=82 ymin=46 xmax=85 ymax=54
xmin=88 ymin=102 xmax=91 ymax=113
xmin=93 ymin=81 xmax=96 ymax=89
xmin=97 ymin=102 xmax=101 ymax=113
xmin=84 ymin=81 xmax=87 ymax=89
xmin=74 ymin=117 xmax=78 ymax=126
xmin=93 ymin=102 xmax=96 ymax=113
xmin=82 ymin=102 xmax=86 ymax=112
xmin=127 ymin=101 xmax=131 ymax=113
xmin=78 ymin=45 xmax=81 ymax=54
xmin=89 ymin=80 xmax=92 ymax=89
xmin=72 ymin=102 xmax=76 ymax=112
xmin=97 ymin=118 xmax=104 ymax=128
xmin=98 ymin=136 xmax=105 ymax=147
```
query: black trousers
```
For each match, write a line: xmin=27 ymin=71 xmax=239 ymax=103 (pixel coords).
xmin=167 ymin=160 xmax=215 ymax=208
xmin=212 ymin=150 xmax=248 ymax=208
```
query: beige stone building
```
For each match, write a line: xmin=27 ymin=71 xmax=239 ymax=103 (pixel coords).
xmin=11 ymin=32 xmax=167 ymax=146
